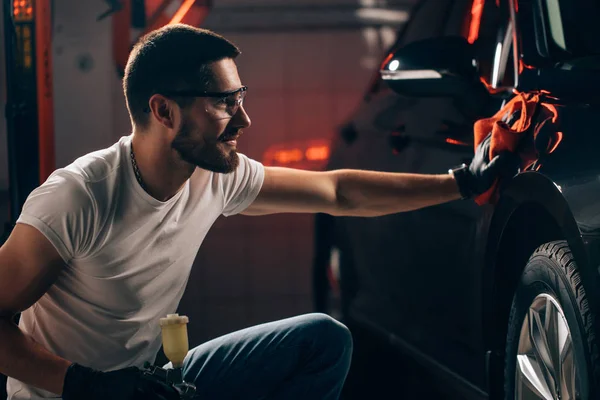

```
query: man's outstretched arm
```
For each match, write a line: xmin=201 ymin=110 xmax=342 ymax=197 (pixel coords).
xmin=243 ymin=168 xmax=462 ymax=217
xmin=243 ymin=135 xmax=517 ymax=217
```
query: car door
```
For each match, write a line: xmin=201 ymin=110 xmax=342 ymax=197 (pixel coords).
xmin=338 ymin=0 xmax=514 ymax=388
xmin=336 ymin=0 xmax=465 ymax=332
xmin=374 ymin=0 xmax=516 ymax=387
xmin=329 ymin=0 xmax=451 ymax=335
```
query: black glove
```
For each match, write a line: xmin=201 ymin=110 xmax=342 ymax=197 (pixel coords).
xmin=450 ymin=133 xmax=520 ymax=199
xmin=62 ymin=363 xmax=180 ymax=400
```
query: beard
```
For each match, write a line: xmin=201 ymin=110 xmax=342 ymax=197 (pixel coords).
xmin=171 ymin=119 xmax=239 ymax=174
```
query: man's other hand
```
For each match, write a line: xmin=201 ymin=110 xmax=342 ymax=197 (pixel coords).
xmin=62 ymin=363 xmax=180 ymax=400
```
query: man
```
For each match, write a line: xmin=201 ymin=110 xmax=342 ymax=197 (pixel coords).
xmin=0 ymin=24 xmax=516 ymax=400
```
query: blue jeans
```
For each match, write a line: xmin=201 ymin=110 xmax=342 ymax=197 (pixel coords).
xmin=171 ymin=313 xmax=353 ymax=399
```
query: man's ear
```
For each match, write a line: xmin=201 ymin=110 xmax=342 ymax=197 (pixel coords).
xmin=148 ymin=94 xmax=176 ymax=129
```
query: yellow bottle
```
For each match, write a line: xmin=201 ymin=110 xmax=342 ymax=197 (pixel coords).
xmin=160 ymin=313 xmax=189 ymax=368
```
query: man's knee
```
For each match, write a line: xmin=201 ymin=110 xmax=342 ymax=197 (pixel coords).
xmin=301 ymin=313 xmax=353 ymax=361
xmin=309 ymin=313 xmax=352 ymax=344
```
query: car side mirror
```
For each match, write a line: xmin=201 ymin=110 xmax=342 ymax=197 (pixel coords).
xmin=380 ymin=36 xmax=483 ymax=98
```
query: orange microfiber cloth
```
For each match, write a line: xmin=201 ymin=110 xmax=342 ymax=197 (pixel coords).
xmin=472 ymin=92 xmax=559 ymax=205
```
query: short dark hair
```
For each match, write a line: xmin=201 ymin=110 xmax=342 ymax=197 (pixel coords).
xmin=123 ymin=24 xmax=241 ymax=129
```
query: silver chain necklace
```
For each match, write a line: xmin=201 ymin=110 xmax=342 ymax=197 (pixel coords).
xmin=130 ymin=143 xmax=147 ymax=191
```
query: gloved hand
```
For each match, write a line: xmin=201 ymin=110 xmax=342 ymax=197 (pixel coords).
xmin=450 ymin=133 xmax=520 ymax=199
xmin=62 ymin=363 xmax=180 ymax=400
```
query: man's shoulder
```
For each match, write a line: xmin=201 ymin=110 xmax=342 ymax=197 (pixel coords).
xmin=62 ymin=137 xmax=128 ymax=185
xmin=34 ymin=137 xmax=129 ymax=207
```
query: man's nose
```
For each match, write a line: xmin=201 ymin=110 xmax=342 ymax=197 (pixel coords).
xmin=233 ymin=105 xmax=251 ymax=129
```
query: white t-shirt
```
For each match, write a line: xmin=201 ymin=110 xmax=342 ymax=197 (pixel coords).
xmin=7 ymin=135 xmax=265 ymax=399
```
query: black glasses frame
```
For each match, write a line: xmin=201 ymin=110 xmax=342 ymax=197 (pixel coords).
xmin=142 ymin=86 xmax=248 ymax=114
xmin=161 ymin=86 xmax=248 ymax=99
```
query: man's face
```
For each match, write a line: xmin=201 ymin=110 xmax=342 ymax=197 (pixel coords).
xmin=171 ymin=58 xmax=251 ymax=173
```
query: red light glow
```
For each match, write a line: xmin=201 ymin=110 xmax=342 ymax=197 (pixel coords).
xmin=468 ymin=0 xmax=485 ymax=44
xmin=305 ymin=145 xmax=330 ymax=161
xmin=445 ymin=138 xmax=470 ymax=146
xmin=547 ymin=131 xmax=563 ymax=154
xmin=170 ymin=0 xmax=196 ymax=24
xmin=263 ymin=140 xmax=331 ymax=169
xmin=13 ymin=0 xmax=33 ymax=21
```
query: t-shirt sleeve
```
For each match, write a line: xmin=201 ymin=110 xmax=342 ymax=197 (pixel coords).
xmin=16 ymin=171 xmax=97 ymax=264
xmin=221 ymin=154 xmax=265 ymax=217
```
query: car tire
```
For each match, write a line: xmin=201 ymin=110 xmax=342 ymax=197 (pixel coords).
xmin=504 ymin=240 xmax=600 ymax=400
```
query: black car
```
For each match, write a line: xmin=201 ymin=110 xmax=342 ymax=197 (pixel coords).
xmin=314 ymin=0 xmax=600 ymax=399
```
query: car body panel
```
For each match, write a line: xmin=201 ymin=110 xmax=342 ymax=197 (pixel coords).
xmin=320 ymin=0 xmax=600 ymax=398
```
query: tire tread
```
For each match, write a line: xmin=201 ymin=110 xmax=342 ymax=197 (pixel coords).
xmin=504 ymin=240 xmax=600 ymax=399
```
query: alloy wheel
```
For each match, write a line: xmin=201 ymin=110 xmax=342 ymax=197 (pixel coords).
xmin=515 ymin=293 xmax=581 ymax=400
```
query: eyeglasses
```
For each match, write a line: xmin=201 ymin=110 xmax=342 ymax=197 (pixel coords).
xmin=161 ymin=86 xmax=248 ymax=120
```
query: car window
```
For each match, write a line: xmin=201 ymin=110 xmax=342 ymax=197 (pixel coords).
xmin=541 ymin=0 xmax=600 ymax=58
xmin=544 ymin=0 xmax=567 ymax=51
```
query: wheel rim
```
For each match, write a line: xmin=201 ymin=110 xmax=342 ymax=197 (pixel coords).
xmin=515 ymin=293 xmax=580 ymax=400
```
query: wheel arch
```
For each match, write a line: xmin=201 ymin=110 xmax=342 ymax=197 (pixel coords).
xmin=481 ymin=172 xmax=599 ymax=396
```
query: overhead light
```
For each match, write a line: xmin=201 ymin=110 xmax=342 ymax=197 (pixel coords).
xmin=355 ymin=8 xmax=409 ymax=24
xmin=382 ymin=70 xmax=443 ymax=80
xmin=388 ymin=60 xmax=400 ymax=71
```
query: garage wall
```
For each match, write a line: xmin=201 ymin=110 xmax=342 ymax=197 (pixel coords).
xmin=176 ymin=0 xmax=406 ymax=344
xmin=52 ymin=1 xmax=124 ymax=166
xmin=1 ymin=0 xmax=410 ymax=346
xmin=176 ymin=26 xmax=356 ymax=336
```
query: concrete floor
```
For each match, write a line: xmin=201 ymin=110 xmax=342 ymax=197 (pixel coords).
xmin=341 ymin=324 xmax=460 ymax=400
